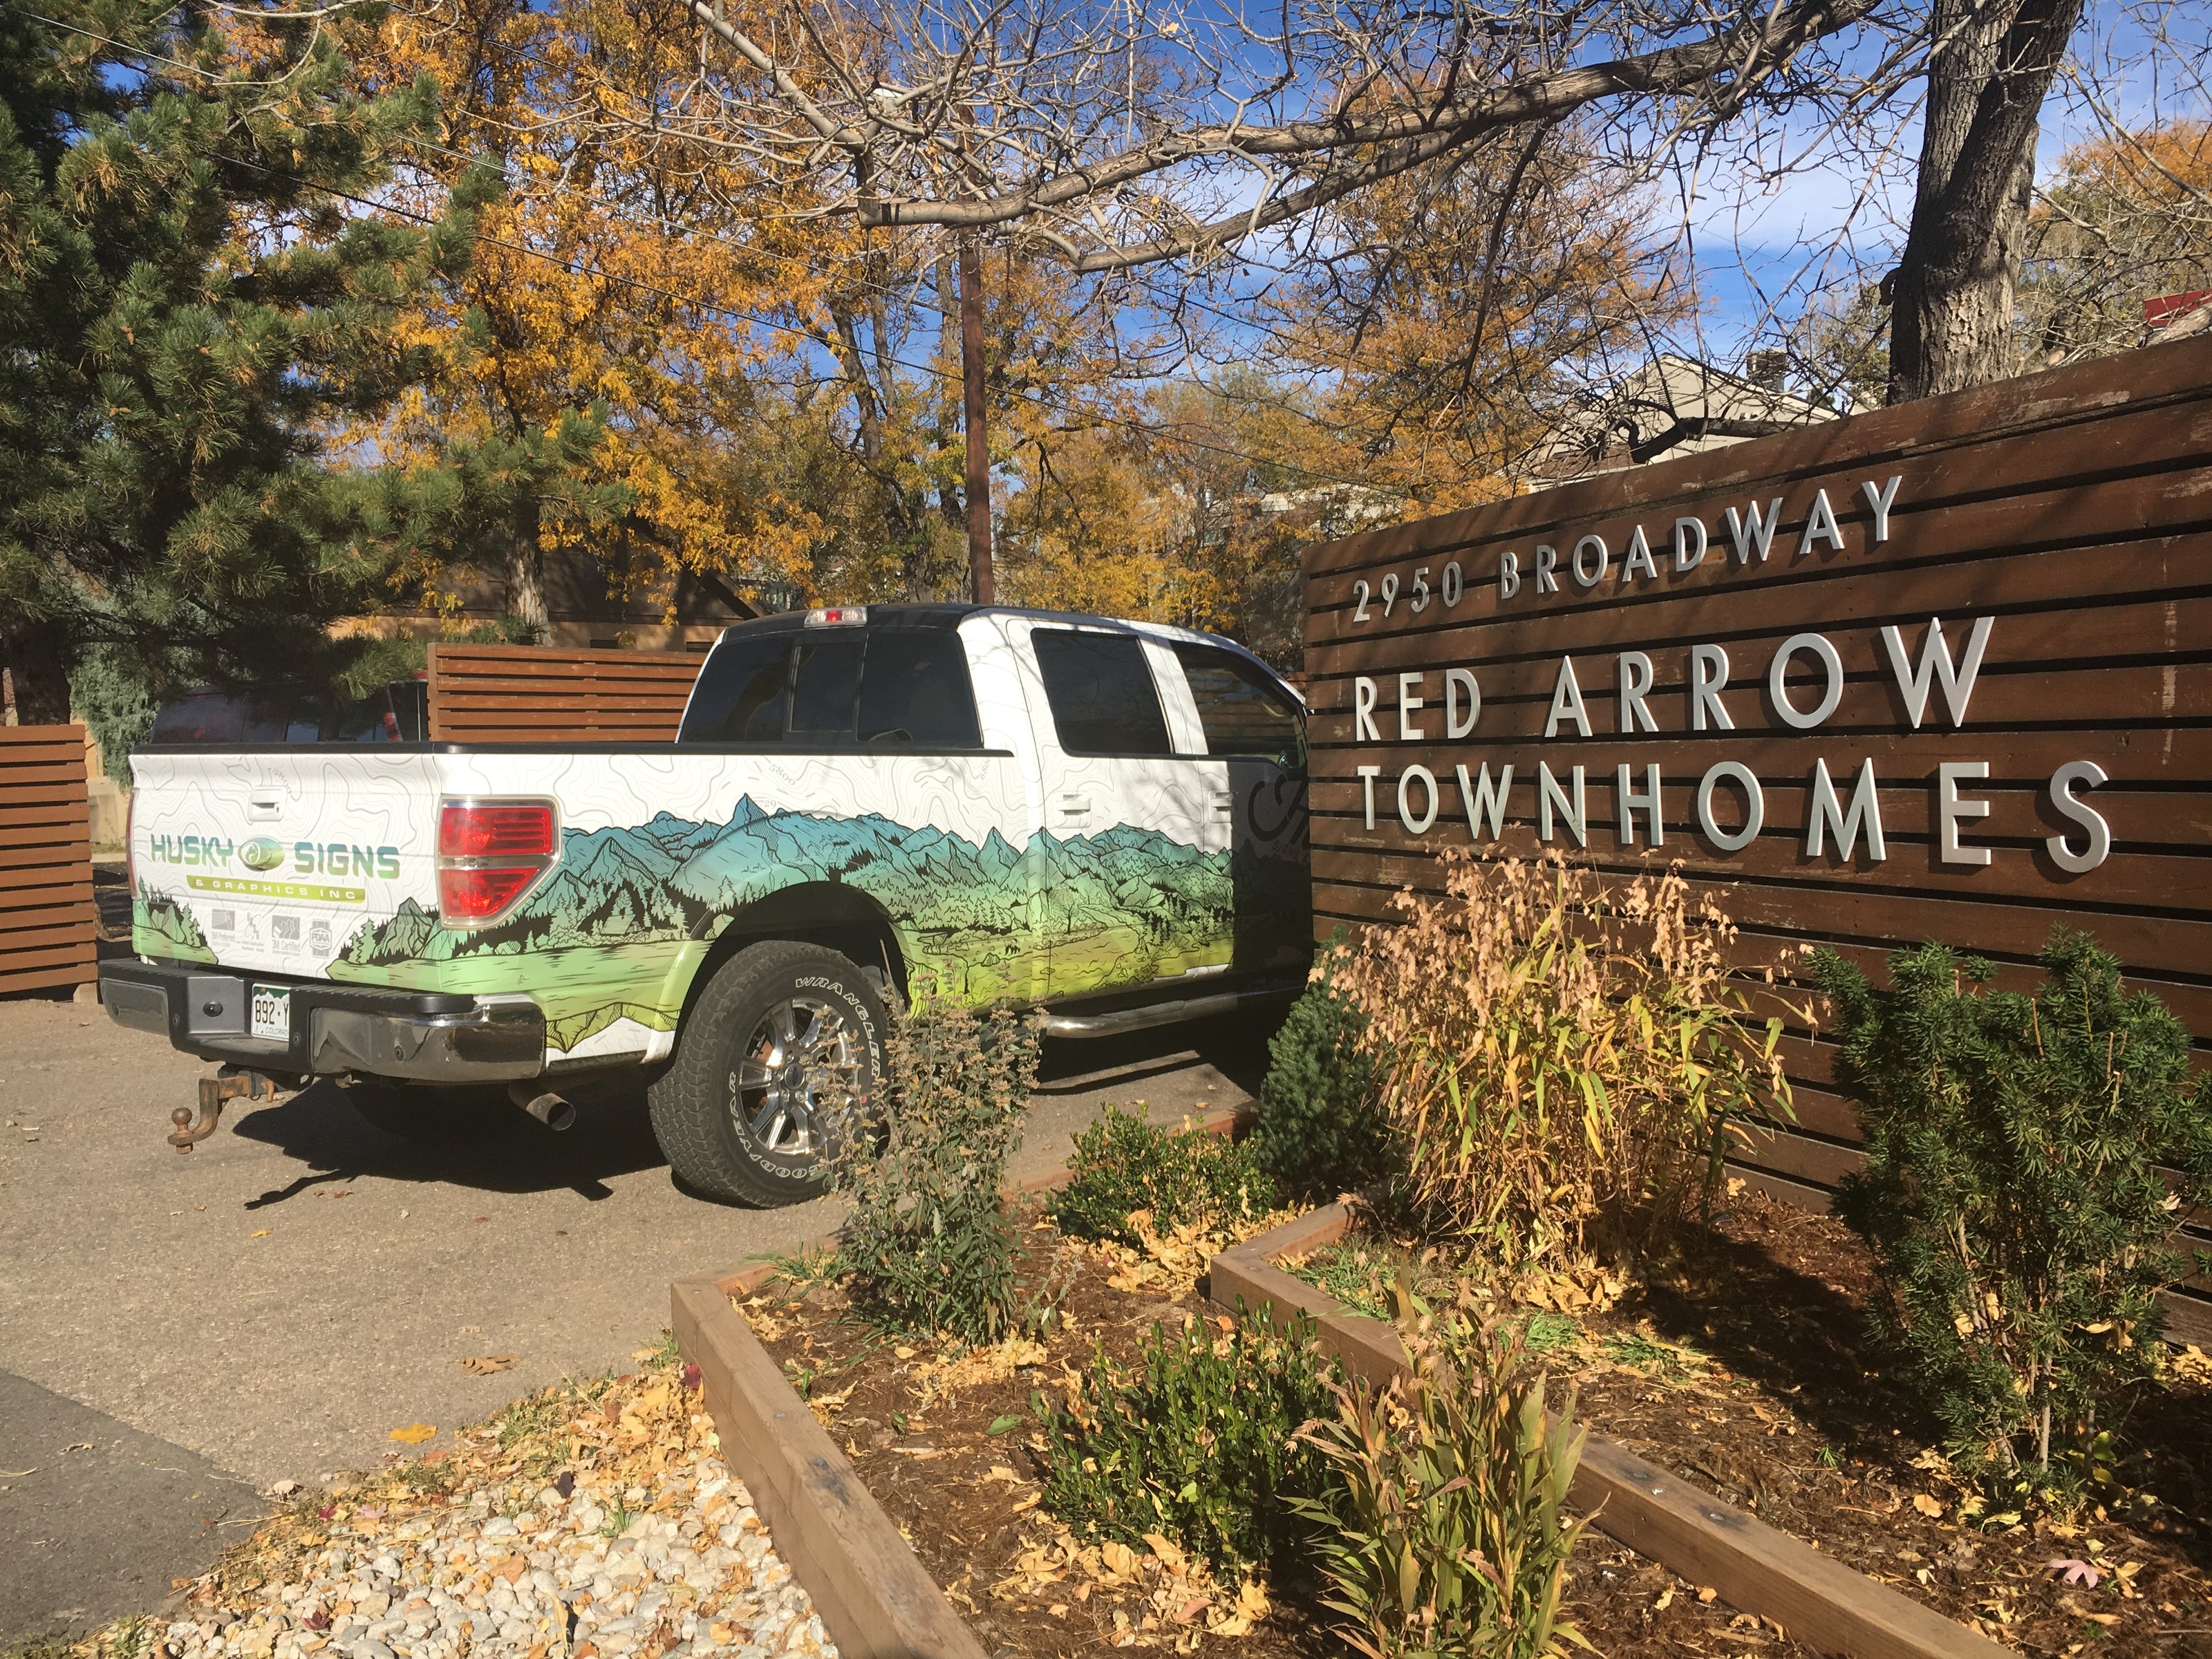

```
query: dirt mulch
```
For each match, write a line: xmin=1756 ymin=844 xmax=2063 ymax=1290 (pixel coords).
xmin=1567 ymin=1189 xmax=2212 ymax=1658
xmin=741 ymin=1214 xmax=1826 ymax=1659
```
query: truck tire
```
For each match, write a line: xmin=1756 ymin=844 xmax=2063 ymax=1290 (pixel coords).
xmin=648 ymin=940 xmax=890 ymax=1207
xmin=344 ymin=1080 xmax=516 ymax=1145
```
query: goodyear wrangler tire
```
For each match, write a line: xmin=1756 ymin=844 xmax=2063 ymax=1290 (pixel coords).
xmin=648 ymin=940 xmax=890 ymax=1208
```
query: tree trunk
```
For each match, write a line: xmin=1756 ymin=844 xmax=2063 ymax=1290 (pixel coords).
xmin=0 ymin=619 xmax=73 ymax=725
xmin=507 ymin=495 xmax=548 ymax=635
xmin=959 ymin=233 xmax=993 ymax=605
xmin=1887 ymin=0 xmax=2085 ymax=402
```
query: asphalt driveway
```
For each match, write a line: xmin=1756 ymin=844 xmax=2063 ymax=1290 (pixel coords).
xmin=0 ymin=991 xmax=1275 ymax=1645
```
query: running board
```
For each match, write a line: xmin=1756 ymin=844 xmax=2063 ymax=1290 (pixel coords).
xmin=1040 ymin=984 xmax=1301 ymax=1039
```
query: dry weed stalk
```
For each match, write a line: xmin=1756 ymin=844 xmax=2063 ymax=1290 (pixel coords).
xmin=1333 ymin=850 xmax=1794 ymax=1271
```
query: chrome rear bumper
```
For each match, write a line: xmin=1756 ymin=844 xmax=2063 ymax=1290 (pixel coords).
xmin=100 ymin=958 xmax=545 ymax=1083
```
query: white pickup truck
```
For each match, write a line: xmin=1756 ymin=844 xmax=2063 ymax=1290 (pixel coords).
xmin=101 ymin=606 xmax=1310 ymax=1205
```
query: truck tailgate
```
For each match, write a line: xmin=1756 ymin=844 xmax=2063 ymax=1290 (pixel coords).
xmin=128 ymin=747 xmax=443 ymax=978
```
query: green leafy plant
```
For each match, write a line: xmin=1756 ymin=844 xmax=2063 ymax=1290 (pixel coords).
xmin=1250 ymin=966 xmax=1391 ymax=1198
xmin=1295 ymin=1293 xmax=1591 ymax=1659
xmin=1049 ymin=1104 xmax=1275 ymax=1247
xmin=1332 ymin=851 xmax=1793 ymax=1271
xmin=830 ymin=998 xmax=1039 ymax=1342
xmin=1286 ymin=1243 xmax=1394 ymax=1320
xmin=1286 ymin=1241 xmax=1453 ymax=1322
xmin=1821 ymin=930 xmax=2212 ymax=1490
xmin=1035 ymin=1306 xmax=1335 ymax=1581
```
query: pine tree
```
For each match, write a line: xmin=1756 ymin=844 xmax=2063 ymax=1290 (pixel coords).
xmin=1820 ymin=930 xmax=2212 ymax=1492
xmin=0 ymin=0 xmax=493 ymax=720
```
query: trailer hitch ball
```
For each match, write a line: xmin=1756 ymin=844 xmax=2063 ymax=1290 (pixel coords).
xmin=170 ymin=1067 xmax=281 ymax=1152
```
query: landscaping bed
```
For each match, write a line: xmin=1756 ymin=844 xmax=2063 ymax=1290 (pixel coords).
xmin=740 ymin=1210 xmax=1832 ymax=1659
xmin=1284 ymin=1186 xmax=2212 ymax=1658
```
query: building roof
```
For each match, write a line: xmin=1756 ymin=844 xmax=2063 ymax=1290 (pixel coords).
xmin=1522 ymin=353 xmax=1841 ymax=487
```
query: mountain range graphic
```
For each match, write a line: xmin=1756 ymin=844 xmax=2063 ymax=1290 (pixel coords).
xmin=335 ymin=797 xmax=1300 ymax=1005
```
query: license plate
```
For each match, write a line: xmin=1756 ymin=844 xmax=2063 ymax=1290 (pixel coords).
xmin=250 ymin=984 xmax=291 ymax=1042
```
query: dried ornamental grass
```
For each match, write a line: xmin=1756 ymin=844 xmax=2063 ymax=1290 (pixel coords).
xmin=1332 ymin=850 xmax=1794 ymax=1271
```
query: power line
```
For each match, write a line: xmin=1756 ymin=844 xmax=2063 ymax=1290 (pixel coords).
xmin=5 ymin=1 xmax=1382 ymax=493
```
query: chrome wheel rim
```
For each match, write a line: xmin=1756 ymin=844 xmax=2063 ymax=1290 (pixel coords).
xmin=729 ymin=996 xmax=863 ymax=1159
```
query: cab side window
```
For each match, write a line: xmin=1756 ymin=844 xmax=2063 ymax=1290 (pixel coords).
xmin=1031 ymin=630 xmax=1172 ymax=756
xmin=1171 ymin=643 xmax=1305 ymax=771
xmin=679 ymin=634 xmax=791 ymax=742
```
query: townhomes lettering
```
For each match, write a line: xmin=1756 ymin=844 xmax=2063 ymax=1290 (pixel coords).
xmin=1338 ymin=474 xmax=2115 ymax=875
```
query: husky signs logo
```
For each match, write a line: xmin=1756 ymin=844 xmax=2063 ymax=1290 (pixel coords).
xmin=240 ymin=837 xmax=288 ymax=872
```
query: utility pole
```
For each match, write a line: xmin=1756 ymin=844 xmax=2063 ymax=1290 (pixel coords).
xmin=959 ymin=232 xmax=992 ymax=604
xmin=955 ymin=87 xmax=993 ymax=605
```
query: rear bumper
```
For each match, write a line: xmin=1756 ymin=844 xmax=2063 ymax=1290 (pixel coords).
xmin=100 ymin=958 xmax=545 ymax=1083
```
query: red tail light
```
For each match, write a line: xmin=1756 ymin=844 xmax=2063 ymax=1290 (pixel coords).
xmin=436 ymin=799 xmax=557 ymax=925
xmin=439 ymin=803 xmax=556 ymax=859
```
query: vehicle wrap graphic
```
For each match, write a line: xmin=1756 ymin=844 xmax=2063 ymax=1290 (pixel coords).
xmin=129 ymin=749 xmax=1309 ymax=1067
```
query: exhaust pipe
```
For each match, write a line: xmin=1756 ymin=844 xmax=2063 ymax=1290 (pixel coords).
xmin=509 ymin=1085 xmax=577 ymax=1132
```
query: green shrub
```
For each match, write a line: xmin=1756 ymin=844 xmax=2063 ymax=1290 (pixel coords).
xmin=1035 ymin=1306 xmax=1335 ymax=1581
xmin=1821 ymin=930 xmax=2212 ymax=1488
xmin=830 ymin=998 xmax=1038 ymax=1342
xmin=1049 ymin=1104 xmax=1275 ymax=1246
xmin=1295 ymin=1297 xmax=1589 ymax=1659
xmin=1250 ymin=966 xmax=1391 ymax=1199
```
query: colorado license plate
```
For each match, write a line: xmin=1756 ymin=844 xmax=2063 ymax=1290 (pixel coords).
xmin=250 ymin=984 xmax=291 ymax=1042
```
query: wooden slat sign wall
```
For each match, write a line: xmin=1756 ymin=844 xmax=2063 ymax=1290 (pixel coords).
xmin=1302 ymin=332 xmax=2212 ymax=1338
xmin=0 ymin=723 xmax=96 ymax=994
xmin=427 ymin=644 xmax=704 ymax=744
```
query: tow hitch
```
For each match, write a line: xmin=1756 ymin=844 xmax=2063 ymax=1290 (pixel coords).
xmin=170 ymin=1067 xmax=283 ymax=1152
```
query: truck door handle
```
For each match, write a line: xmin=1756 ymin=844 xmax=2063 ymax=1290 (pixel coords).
xmin=247 ymin=791 xmax=281 ymax=821
xmin=1056 ymin=794 xmax=1091 ymax=820
xmin=1212 ymin=791 xmax=1235 ymax=818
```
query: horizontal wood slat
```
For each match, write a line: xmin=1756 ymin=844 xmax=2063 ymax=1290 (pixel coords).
xmin=0 ymin=958 xmax=100 ymax=994
xmin=1306 ymin=335 xmax=2212 ymax=1257
xmin=427 ymin=644 xmax=704 ymax=744
xmin=0 ymin=724 xmax=95 ymax=994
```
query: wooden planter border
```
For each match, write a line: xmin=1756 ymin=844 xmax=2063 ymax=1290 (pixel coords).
xmin=1208 ymin=1205 xmax=2018 ymax=1659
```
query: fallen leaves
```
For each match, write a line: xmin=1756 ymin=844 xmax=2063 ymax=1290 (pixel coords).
xmin=460 ymin=1356 xmax=517 ymax=1376
xmin=988 ymin=1521 xmax=1272 ymax=1644
xmin=2049 ymin=1557 xmax=2104 ymax=1588
xmin=805 ymin=1385 xmax=854 ymax=1425
xmin=1911 ymin=1493 xmax=1944 ymax=1517
xmin=910 ymin=1333 xmax=1047 ymax=1407
xmin=386 ymin=1424 xmax=436 ymax=1445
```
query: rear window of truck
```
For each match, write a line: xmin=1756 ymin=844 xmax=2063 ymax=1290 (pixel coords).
xmin=681 ymin=627 xmax=983 ymax=749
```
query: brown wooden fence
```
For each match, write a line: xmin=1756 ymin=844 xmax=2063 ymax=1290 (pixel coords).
xmin=1301 ymin=330 xmax=2212 ymax=1342
xmin=427 ymin=644 xmax=706 ymax=744
xmin=0 ymin=724 xmax=95 ymax=995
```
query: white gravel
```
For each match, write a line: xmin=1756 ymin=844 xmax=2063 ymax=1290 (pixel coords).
xmin=155 ymin=1461 xmax=835 ymax=1659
